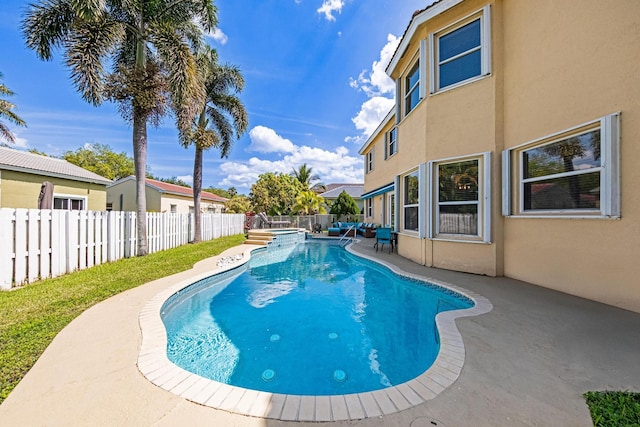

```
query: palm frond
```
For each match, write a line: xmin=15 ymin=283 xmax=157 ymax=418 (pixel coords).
xmin=65 ymin=18 xmax=124 ymax=105
xmin=23 ymin=0 xmax=76 ymax=61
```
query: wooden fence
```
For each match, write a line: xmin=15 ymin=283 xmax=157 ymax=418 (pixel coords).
xmin=0 ymin=209 xmax=244 ymax=289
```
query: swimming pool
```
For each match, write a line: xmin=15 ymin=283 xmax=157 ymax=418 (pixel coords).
xmin=161 ymin=241 xmax=472 ymax=396
xmin=138 ymin=239 xmax=492 ymax=421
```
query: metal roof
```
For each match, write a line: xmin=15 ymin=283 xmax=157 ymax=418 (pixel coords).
xmin=0 ymin=146 xmax=112 ymax=185
xmin=319 ymin=184 xmax=364 ymax=199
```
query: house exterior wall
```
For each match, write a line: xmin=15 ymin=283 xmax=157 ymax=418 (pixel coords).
xmin=106 ymin=180 xmax=224 ymax=213
xmin=367 ymin=0 xmax=640 ymax=312
xmin=500 ymin=0 xmax=640 ymax=312
xmin=0 ymin=170 xmax=107 ymax=210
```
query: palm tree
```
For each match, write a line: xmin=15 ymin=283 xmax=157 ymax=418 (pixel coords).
xmin=182 ymin=46 xmax=247 ymax=242
xmin=23 ymin=0 xmax=215 ymax=256
xmin=291 ymin=163 xmax=326 ymax=192
xmin=0 ymin=72 xmax=26 ymax=144
xmin=293 ymin=190 xmax=326 ymax=215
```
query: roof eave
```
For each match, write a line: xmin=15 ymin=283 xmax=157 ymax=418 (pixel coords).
xmin=385 ymin=0 xmax=464 ymax=76
xmin=0 ymin=164 xmax=111 ymax=186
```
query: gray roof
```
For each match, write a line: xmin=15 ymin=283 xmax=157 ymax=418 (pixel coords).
xmin=0 ymin=146 xmax=112 ymax=185
xmin=320 ymin=184 xmax=364 ymax=199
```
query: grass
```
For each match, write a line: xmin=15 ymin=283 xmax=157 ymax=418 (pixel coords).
xmin=0 ymin=234 xmax=245 ymax=404
xmin=584 ymin=391 xmax=640 ymax=426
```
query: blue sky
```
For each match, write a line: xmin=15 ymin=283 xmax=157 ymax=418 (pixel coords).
xmin=1 ymin=0 xmax=429 ymax=192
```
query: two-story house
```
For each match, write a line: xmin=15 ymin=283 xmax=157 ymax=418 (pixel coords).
xmin=360 ymin=0 xmax=639 ymax=313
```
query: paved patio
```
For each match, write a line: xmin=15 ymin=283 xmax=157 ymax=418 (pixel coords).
xmin=1 ymin=237 xmax=639 ymax=426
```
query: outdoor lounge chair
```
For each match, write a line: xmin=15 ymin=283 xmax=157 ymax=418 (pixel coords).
xmin=374 ymin=227 xmax=393 ymax=253
xmin=258 ymin=212 xmax=291 ymax=228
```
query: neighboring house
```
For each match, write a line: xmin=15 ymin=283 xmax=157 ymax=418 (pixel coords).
xmin=359 ymin=0 xmax=639 ymax=313
xmin=107 ymin=176 xmax=227 ymax=214
xmin=319 ymin=183 xmax=364 ymax=213
xmin=0 ymin=146 xmax=111 ymax=210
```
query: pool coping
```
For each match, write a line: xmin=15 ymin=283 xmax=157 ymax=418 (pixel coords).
xmin=137 ymin=239 xmax=493 ymax=422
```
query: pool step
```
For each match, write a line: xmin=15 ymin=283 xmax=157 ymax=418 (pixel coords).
xmin=245 ymin=230 xmax=274 ymax=246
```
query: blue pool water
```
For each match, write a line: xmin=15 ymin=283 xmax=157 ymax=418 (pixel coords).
xmin=162 ymin=241 xmax=473 ymax=395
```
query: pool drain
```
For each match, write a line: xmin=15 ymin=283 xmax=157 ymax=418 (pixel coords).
xmin=328 ymin=332 xmax=338 ymax=340
xmin=262 ymin=369 xmax=276 ymax=382
xmin=270 ymin=334 xmax=280 ymax=342
xmin=333 ymin=369 xmax=347 ymax=382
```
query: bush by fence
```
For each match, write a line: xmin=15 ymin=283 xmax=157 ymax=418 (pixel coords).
xmin=0 ymin=208 xmax=244 ymax=289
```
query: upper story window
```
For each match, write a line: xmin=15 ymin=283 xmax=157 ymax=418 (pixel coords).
xmin=430 ymin=6 xmax=491 ymax=93
xmin=404 ymin=62 xmax=420 ymax=115
xmin=366 ymin=148 xmax=375 ymax=173
xmin=386 ymin=127 xmax=397 ymax=158
xmin=502 ymin=113 xmax=620 ymax=218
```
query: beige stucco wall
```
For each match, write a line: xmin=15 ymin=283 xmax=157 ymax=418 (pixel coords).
xmin=500 ymin=0 xmax=640 ymax=312
xmin=369 ymin=0 xmax=639 ymax=311
xmin=0 ymin=170 xmax=107 ymax=210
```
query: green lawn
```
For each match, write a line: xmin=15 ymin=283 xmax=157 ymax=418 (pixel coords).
xmin=0 ymin=234 xmax=245 ymax=403
xmin=585 ymin=391 xmax=640 ymax=426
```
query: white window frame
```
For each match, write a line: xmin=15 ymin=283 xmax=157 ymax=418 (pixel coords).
xmin=400 ymin=164 xmax=425 ymax=235
xmin=53 ymin=193 xmax=87 ymax=211
xmin=386 ymin=127 xmax=398 ymax=159
xmin=428 ymin=153 xmax=491 ymax=243
xmin=502 ymin=112 xmax=620 ymax=218
xmin=429 ymin=5 xmax=491 ymax=94
xmin=366 ymin=148 xmax=375 ymax=173
xmin=366 ymin=198 xmax=373 ymax=218
xmin=404 ymin=61 xmax=420 ymax=116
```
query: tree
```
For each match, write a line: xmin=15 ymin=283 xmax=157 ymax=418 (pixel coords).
xmin=225 ymin=196 xmax=251 ymax=213
xmin=0 ymin=72 xmax=26 ymax=144
xmin=291 ymin=163 xmax=326 ymax=192
xmin=250 ymin=172 xmax=304 ymax=216
xmin=23 ymin=1 xmax=216 ymax=256
xmin=181 ymin=46 xmax=247 ymax=242
xmin=62 ymin=143 xmax=133 ymax=180
xmin=329 ymin=190 xmax=360 ymax=218
xmin=293 ymin=190 xmax=326 ymax=215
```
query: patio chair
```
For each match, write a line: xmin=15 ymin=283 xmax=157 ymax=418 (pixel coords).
xmin=375 ymin=227 xmax=393 ymax=253
xmin=258 ymin=212 xmax=291 ymax=228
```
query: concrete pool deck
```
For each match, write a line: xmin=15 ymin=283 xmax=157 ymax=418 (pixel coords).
xmin=1 ymin=238 xmax=639 ymax=426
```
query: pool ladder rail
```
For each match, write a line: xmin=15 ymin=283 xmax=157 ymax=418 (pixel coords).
xmin=337 ymin=225 xmax=356 ymax=247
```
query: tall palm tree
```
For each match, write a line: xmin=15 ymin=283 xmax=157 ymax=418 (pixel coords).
xmin=182 ymin=46 xmax=247 ymax=242
xmin=22 ymin=0 xmax=215 ymax=256
xmin=291 ymin=163 xmax=326 ymax=193
xmin=0 ymin=72 xmax=26 ymax=144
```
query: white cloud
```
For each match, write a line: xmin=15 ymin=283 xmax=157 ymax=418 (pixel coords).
xmin=206 ymin=28 xmax=228 ymax=45
xmin=317 ymin=0 xmax=344 ymax=21
xmin=178 ymin=174 xmax=193 ymax=186
xmin=219 ymin=126 xmax=363 ymax=190
xmin=349 ymin=34 xmax=400 ymax=97
xmin=351 ymin=96 xmax=395 ymax=136
xmin=12 ymin=135 xmax=28 ymax=149
xmin=247 ymin=126 xmax=296 ymax=153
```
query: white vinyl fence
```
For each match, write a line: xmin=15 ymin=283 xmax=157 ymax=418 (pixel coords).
xmin=0 ymin=208 xmax=244 ymax=289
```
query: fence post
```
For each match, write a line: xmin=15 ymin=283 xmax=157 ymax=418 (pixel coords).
xmin=0 ymin=208 xmax=15 ymax=289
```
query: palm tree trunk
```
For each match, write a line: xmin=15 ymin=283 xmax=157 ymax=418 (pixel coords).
xmin=133 ymin=108 xmax=148 ymax=256
xmin=192 ymin=145 xmax=203 ymax=242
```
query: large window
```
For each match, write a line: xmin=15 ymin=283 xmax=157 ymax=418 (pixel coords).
xmin=386 ymin=127 xmax=397 ymax=158
xmin=430 ymin=7 xmax=491 ymax=92
xmin=403 ymin=171 xmax=419 ymax=231
xmin=405 ymin=62 xmax=420 ymax=115
xmin=53 ymin=195 xmax=86 ymax=210
xmin=502 ymin=113 xmax=620 ymax=217
xmin=429 ymin=153 xmax=491 ymax=242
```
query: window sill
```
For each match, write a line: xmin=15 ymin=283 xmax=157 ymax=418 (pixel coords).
xmin=431 ymin=236 xmax=489 ymax=244
xmin=431 ymin=73 xmax=491 ymax=96
xmin=505 ymin=214 xmax=620 ymax=220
